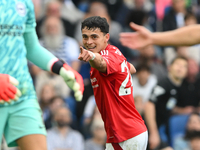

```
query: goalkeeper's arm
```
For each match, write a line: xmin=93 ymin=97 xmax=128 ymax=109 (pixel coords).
xmin=23 ymin=28 xmax=84 ymax=101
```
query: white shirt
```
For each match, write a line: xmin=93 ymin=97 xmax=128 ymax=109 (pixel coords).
xmin=132 ymin=74 xmax=157 ymax=102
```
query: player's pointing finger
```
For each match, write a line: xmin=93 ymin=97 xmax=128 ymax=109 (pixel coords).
xmin=80 ymin=46 xmax=84 ymax=54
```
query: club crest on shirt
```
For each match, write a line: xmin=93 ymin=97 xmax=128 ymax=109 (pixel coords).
xmin=115 ymin=49 xmax=122 ymax=55
xmin=16 ymin=2 xmax=26 ymax=17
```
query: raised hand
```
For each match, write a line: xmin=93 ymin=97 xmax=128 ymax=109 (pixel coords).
xmin=120 ymin=22 xmax=152 ymax=50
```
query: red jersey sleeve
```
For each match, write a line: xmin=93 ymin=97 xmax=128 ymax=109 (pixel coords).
xmin=100 ymin=45 xmax=124 ymax=76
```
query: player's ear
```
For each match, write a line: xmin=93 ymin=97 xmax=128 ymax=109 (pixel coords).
xmin=105 ymin=33 xmax=110 ymax=43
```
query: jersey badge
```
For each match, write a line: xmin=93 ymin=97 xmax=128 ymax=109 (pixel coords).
xmin=115 ymin=49 xmax=122 ymax=55
xmin=16 ymin=2 xmax=26 ymax=17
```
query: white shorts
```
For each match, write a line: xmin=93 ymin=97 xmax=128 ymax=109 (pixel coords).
xmin=106 ymin=131 xmax=148 ymax=150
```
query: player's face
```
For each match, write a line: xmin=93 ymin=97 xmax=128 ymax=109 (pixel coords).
xmin=169 ymin=58 xmax=188 ymax=80
xmin=82 ymin=27 xmax=109 ymax=53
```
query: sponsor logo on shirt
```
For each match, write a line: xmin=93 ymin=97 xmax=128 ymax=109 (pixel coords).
xmin=91 ymin=77 xmax=97 ymax=83
xmin=39 ymin=125 xmax=44 ymax=129
xmin=16 ymin=2 xmax=26 ymax=17
xmin=92 ymin=84 xmax=99 ymax=88
xmin=91 ymin=77 xmax=99 ymax=88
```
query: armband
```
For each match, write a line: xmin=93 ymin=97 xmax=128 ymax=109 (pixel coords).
xmin=90 ymin=52 xmax=96 ymax=61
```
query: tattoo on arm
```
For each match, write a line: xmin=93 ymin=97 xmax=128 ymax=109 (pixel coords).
xmin=99 ymin=57 xmax=104 ymax=69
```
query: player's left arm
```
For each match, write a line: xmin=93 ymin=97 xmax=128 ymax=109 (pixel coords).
xmin=23 ymin=29 xmax=84 ymax=101
xmin=22 ymin=1 xmax=83 ymax=101
xmin=78 ymin=46 xmax=107 ymax=72
xmin=24 ymin=29 xmax=55 ymax=71
xmin=128 ymin=63 xmax=136 ymax=74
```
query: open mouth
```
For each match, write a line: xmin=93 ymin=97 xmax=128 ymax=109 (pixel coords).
xmin=87 ymin=46 xmax=96 ymax=51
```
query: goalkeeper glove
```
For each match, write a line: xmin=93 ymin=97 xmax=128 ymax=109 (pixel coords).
xmin=0 ymin=74 xmax=22 ymax=104
xmin=51 ymin=60 xmax=84 ymax=101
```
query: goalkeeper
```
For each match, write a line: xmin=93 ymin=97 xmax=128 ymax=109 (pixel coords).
xmin=0 ymin=0 xmax=84 ymax=150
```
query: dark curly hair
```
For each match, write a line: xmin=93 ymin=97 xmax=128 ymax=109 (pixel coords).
xmin=81 ymin=16 xmax=109 ymax=34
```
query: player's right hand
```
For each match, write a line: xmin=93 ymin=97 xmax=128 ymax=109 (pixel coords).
xmin=0 ymin=74 xmax=22 ymax=104
xmin=78 ymin=46 xmax=95 ymax=62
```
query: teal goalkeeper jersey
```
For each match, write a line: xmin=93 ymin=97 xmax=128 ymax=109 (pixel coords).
xmin=0 ymin=0 xmax=37 ymax=106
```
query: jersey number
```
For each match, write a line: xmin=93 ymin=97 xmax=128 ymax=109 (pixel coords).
xmin=119 ymin=60 xmax=132 ymax=96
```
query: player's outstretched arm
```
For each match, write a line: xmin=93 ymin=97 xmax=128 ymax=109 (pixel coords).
xmin=78 ymin=46 xmax=107 ymax=73
xmin=120 ymin=22 xmax=200 ymax=49
xmin=0 ymin=74 xmax=22 ymax=103
xmin=24 ymin=29 xmax=84 ymax=101
xmin=150 ymin=24 xmax=200 ymax=46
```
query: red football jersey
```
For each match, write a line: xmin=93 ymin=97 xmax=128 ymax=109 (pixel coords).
xmin=90 ymin=44 xmax=147 ymax=143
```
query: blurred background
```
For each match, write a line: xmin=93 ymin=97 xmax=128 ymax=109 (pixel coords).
xmin=2 ymin=0 xmax=200 ymax=150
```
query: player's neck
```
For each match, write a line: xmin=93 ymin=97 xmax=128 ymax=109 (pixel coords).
xmin=102 ymin=43 xmax=108 ymax=51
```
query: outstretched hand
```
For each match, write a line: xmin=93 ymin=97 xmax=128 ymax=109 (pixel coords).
xmin=78 ymin=46 xmax=94 ymax=62
xmin=120 ymin=22 xmax=152 ymax=50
